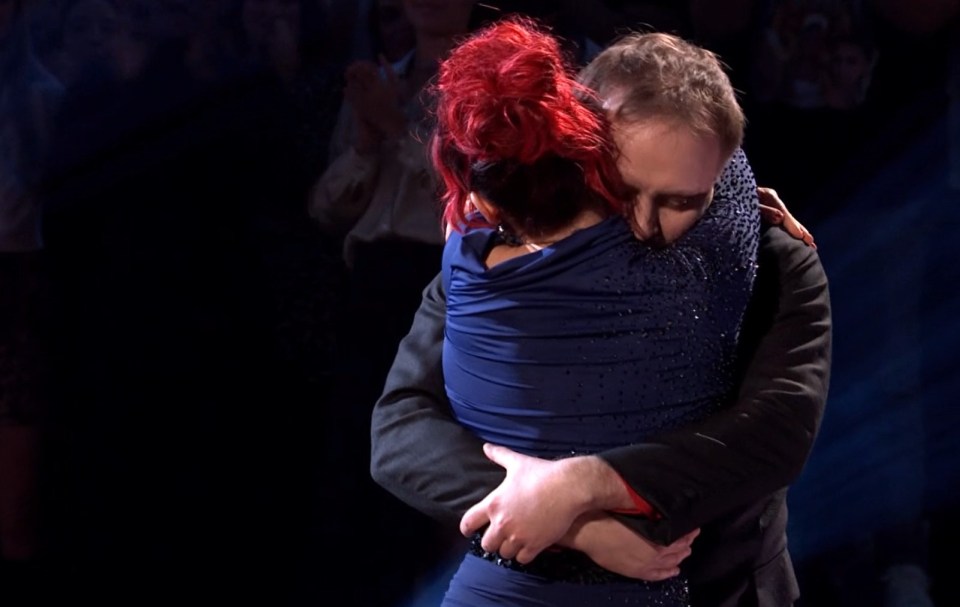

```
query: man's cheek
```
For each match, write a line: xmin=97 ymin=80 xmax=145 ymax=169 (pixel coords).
xmin=665 ymin=213 xmax=705 ymax=243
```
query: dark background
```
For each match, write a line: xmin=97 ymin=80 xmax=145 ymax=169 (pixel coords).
xmin=1 ymin=1 xmax=958 ymax=605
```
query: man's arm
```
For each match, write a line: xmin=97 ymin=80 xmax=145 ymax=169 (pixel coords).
xmin=370 ymin=224 xmax=830 ymax=541
xmin=369 ymin=274 xmax=504 ymax=526
xmin=601 ymin=225 xmax=831 ymax=544
xmin=369 ymin=274 xmax=695 ymax=579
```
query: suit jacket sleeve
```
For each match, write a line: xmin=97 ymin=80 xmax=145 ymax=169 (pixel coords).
xmin=369 ymin=274 xmax=505 ymax=526
xmin=600 ymin=225 xmax=832 ymax=544
xmin=370 ymin=225 xmax=831 ymax=541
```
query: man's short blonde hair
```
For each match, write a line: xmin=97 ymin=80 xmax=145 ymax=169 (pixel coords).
xmin=578 ymin=32 xmax=746 ymax=158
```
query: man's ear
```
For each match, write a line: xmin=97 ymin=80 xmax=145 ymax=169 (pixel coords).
xmin=469 ymin=191 xmax=501 ymax=225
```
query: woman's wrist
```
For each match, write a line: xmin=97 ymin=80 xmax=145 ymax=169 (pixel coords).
xmin=557 ymin=512 xmax=597 ymax=552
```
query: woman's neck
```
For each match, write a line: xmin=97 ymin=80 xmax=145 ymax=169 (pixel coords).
xmin=519 ymin=207 xmax=608 ymax=250
xmin=485 ymin=206 xmax=609 ymax=269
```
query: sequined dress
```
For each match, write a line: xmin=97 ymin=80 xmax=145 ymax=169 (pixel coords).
xmin=439 ymin=149 xmax=760 ymax=607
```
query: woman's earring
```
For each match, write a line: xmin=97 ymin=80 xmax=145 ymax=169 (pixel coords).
xmin=496 ymin=224 xmax=523 ymax=246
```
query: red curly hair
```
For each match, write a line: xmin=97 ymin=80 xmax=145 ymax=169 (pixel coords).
xmin=430 ymin=16 xmax=626 ymax=237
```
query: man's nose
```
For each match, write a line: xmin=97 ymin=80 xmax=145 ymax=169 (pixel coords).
xmin=631 ymin=199 xmax=663 ymax=243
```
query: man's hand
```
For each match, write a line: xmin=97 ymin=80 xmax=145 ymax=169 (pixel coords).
xmin=562 ymin=513 xmax=699 ymax=581
xmin=460 ymin=444 xmax=626 ymax=564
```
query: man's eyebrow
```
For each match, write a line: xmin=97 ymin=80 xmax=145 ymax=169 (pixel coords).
xmin=654 ymin=189 xmax=712 ymax=199
xmin=620 ymin=179 xmax=713 ymax=200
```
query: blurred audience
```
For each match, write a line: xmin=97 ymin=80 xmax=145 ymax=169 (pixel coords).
xmin=0 ymin=1 xmax=956 ymax=605
xmin=45 ymin=0 xmax=126 ymax=86
xmin=822 ymin=30 xmax=879 ymax=109
xmin=950 ymin=15 xmax=960 ymax=192
xmin=0 ymin=2 xmax=62 ymax=605
xmin=308 ymin=0 xmax=477 ymax=397
xmin=306 ymin=1 xmax=486 ymax=605
xmin=367 ymin=0 xmax=416 ymax=63
xmin=34 ymin=1 xmax=340 ymax=603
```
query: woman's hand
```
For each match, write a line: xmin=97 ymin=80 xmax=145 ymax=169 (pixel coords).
xmin=757 ymin=187 xmax=816 ymax=249
xmin=561 ymin=513 xmax=699 ymax=581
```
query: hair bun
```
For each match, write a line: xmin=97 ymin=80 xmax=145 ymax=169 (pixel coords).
xmin=432 ymin=16 xmax=627 ymax=233
xmin=435 ymin=17 xmax=582 ymax=165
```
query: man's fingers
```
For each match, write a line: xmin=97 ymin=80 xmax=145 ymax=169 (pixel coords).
xmin=460 ymin=502 xmax=490 ymax=537
xmin=479 ymin=526 xmax=506 ymax=555
xmin=486 ymin=535 xmax=543 ymax=562
xmin=496 ymin=538 xmax=520 ymax=560
xmin=482 ymin=443 xmax=517 ymax=468
xmin=514 ymin=545 xmax=537 ymax=565
xmin=514 ymin=541 xmax=553 ymax=565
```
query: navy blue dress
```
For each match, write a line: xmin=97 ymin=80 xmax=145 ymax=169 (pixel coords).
xmin=440 ymin=149 xmax=760 ymax=606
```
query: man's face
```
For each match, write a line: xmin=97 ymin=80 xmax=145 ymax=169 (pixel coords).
xmin=612 ymin=118 xmax=727 ymax=246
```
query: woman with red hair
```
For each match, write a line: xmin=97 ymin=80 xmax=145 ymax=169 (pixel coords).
xmin=432 ymin=17 xmax=759 ymax=606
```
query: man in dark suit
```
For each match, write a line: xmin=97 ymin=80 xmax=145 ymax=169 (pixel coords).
xmin=370 ymin=31 xmax=831 ymax=607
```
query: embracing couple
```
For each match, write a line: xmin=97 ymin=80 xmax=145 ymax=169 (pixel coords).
xmin=371 ymin=15 xmax=831 ymax=607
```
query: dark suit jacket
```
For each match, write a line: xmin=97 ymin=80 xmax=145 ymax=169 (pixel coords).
xmin=370 ymin=224 xmax=832 ymax=606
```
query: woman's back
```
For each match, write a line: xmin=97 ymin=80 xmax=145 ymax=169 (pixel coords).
xmin=443 ymin=148 xmax=759 ymax=458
